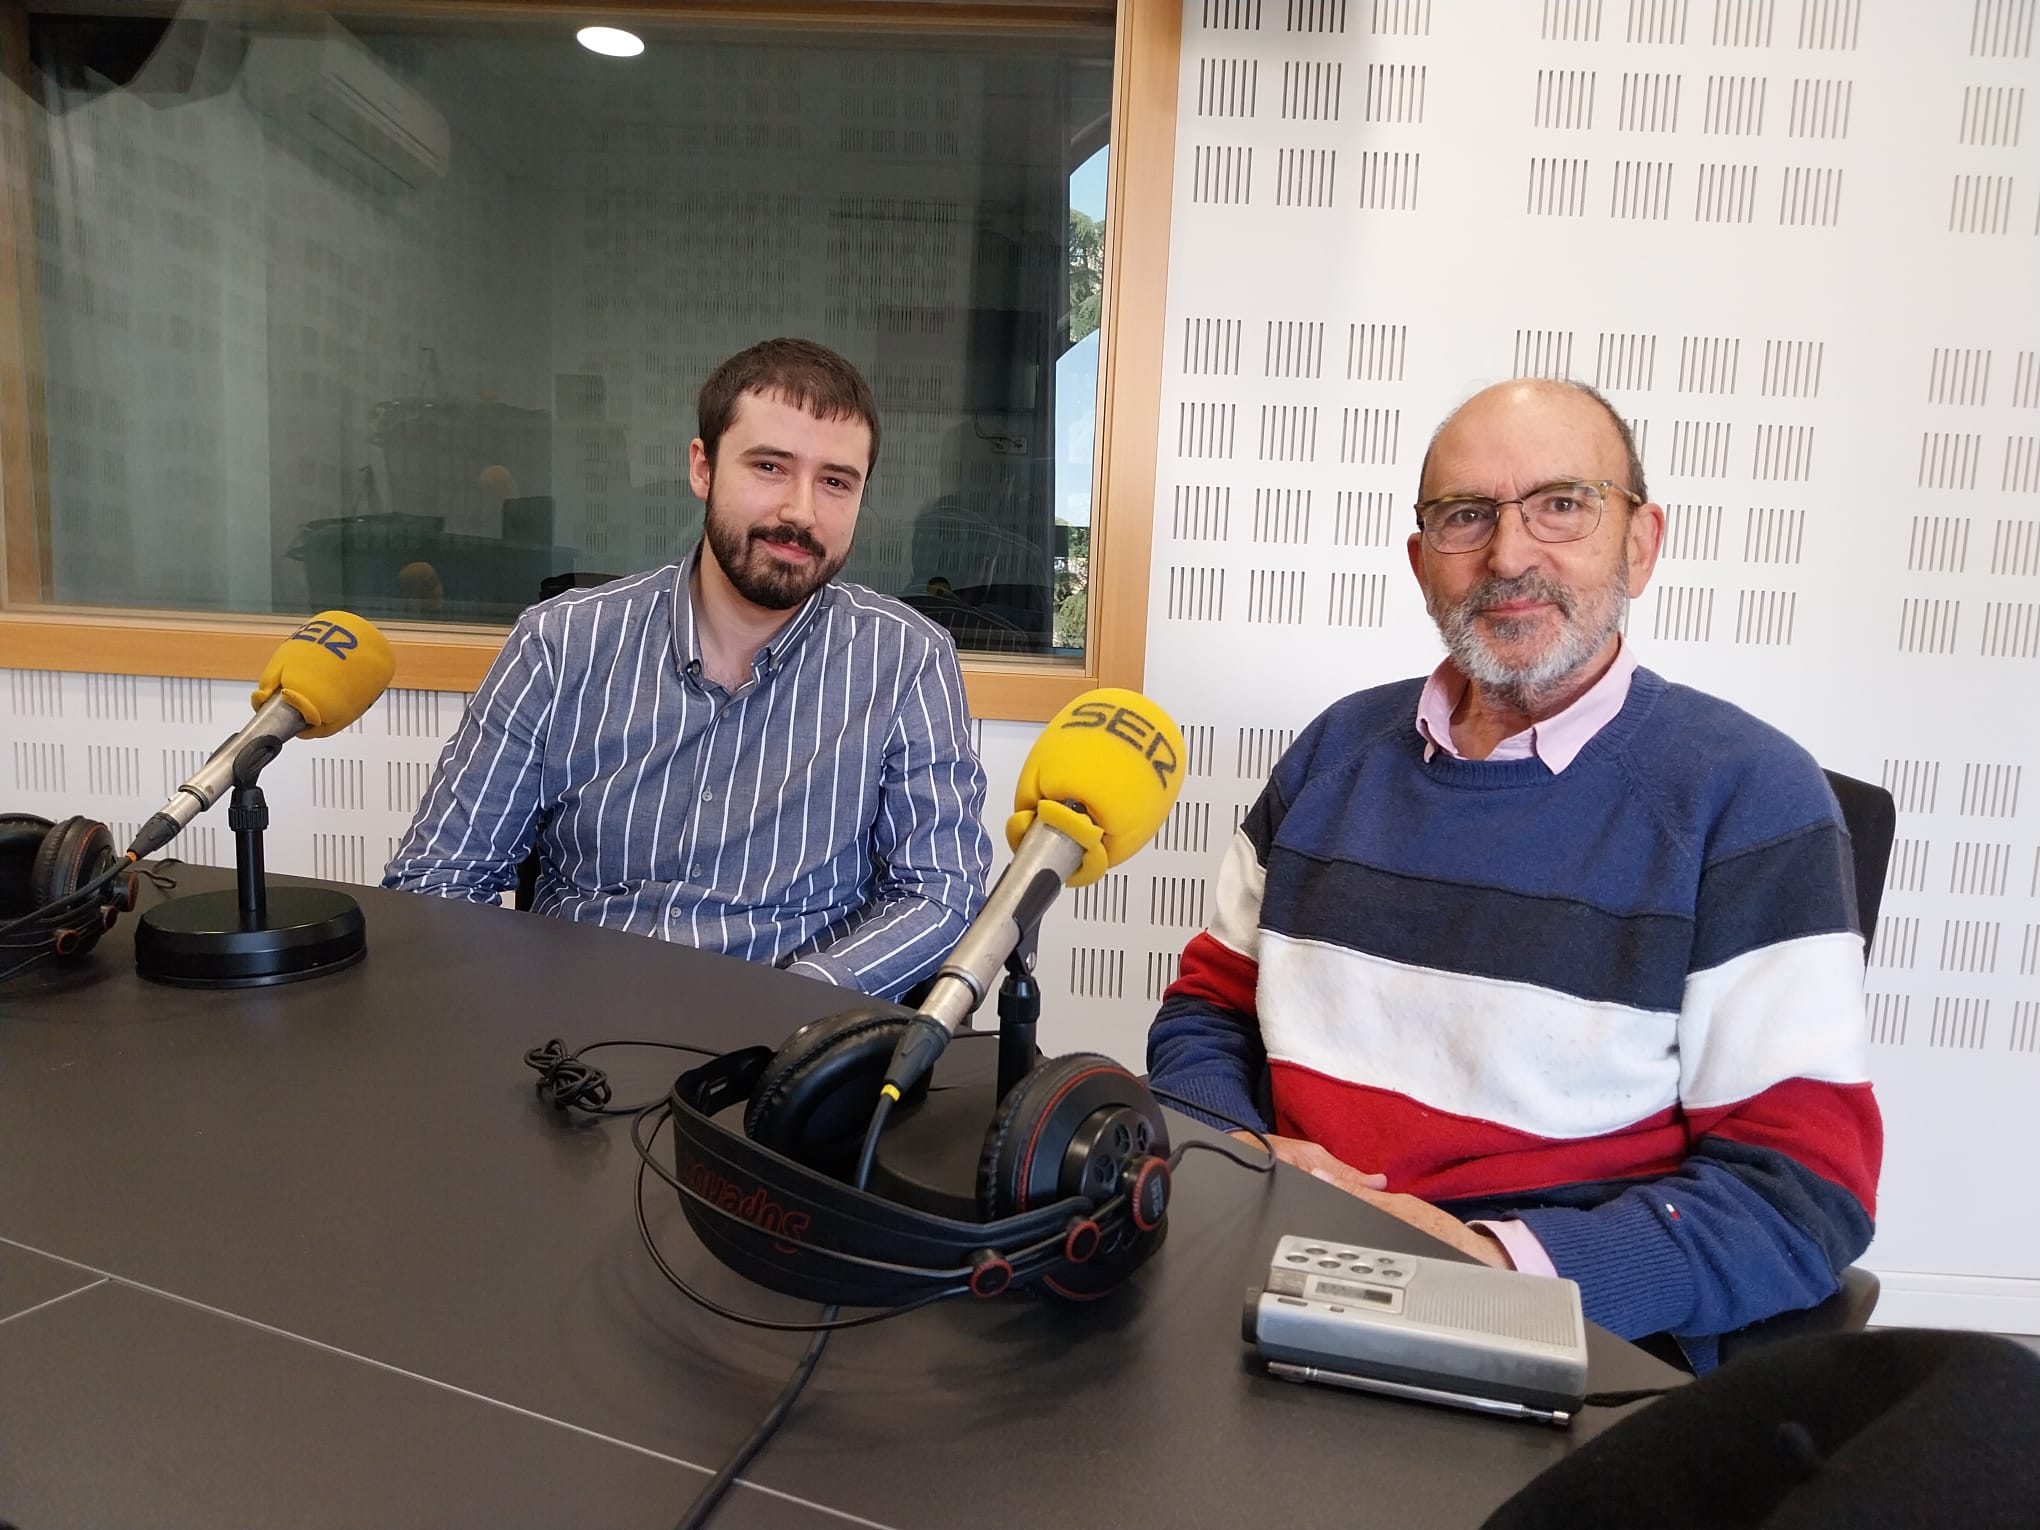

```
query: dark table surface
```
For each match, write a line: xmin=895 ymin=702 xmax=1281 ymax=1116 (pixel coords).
xmin=1 ymin=869 xmax=1681 ymax=1530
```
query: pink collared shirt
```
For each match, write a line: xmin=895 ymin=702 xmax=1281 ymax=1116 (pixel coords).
xmin=1415 ymin=638 xmax=1638 ymax=774
xmin=1414 ymin=639 xmax=1638 ymax=1277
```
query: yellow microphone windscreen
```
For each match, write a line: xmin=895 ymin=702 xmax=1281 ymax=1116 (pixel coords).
xmin=252 ymin=611 xmax=397 ymax=738
xmin=1008 ymin=687 xmax=1186 ymax=886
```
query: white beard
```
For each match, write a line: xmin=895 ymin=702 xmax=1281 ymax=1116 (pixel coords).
xmin=1428 ymin=564 xmax=1629 ymax=714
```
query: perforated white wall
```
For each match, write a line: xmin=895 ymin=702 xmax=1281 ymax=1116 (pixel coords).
xmin=6 ymin=0 xmax=2036 ymax=1328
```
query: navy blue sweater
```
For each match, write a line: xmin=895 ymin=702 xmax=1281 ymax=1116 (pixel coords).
xmin=1148 ymin=669 xmax=1882 ymax=1369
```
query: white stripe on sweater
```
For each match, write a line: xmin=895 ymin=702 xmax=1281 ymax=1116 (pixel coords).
xmin=1679 ymin=931 xmax=1870 ymax=1108
xmin=1258 ymin=928 xmax=1869 ymax=1140
xmin=1259 ymin=931 xmax=1683 ymax=1141
xmin=1206 ymin=828 xmax=1266 ymax=962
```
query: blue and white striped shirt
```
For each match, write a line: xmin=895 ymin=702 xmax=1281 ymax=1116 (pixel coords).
xmin=383 ymin=553 xmax=992 ymax=1000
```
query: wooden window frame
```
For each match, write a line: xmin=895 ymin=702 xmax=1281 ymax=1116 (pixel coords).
xmin=0 ymin=0 xmax=1178 ymax=719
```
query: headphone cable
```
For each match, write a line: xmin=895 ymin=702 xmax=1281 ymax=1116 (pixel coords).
xmin=525 ymin=1037 xmax=721 ymax=1116
xmin=0 ymin=855 xmax=165 ymax=986
xmin=0 ymin=856 xmax=133 ymax=943
xmin=571 ymin=1039 xmax=1281 ymax=1528
xmin=673 ymin=1320 xmax=833 ymax=1530
xmin=0 ymin=946 xmax=54 ymax=983
xmin=667 ymin=1090 xmax=899 ymax=1530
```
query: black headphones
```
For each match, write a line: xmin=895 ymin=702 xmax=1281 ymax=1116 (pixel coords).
xmin=659 ymin=1002 xmax=1173 ymax=1308
xmin=0 ymin=813 xmax=132 ymax=974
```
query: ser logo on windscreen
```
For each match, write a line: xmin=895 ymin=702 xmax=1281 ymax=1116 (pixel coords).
xmin=1061 ymin=701 xmax=1180 ymax=789
xmin=290 ymin=618 xmax=359 ymax=658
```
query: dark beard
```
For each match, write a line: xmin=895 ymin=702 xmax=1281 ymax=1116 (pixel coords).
xmin=702 ymin=490 xmax=849 ymax=611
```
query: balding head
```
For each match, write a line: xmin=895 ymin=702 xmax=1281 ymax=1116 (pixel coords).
xmin=1419 ymin=379 xmax=1647 ymax=506
xmin=1406 ymin=377 xmax=1665 ymax=720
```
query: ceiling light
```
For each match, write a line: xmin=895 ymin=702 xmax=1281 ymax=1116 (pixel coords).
xmin=577 ymin=26 xmax=644 ymax=58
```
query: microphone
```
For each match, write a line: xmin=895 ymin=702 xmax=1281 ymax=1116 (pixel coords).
xmin=882 ymin=687 xmax=1186 ymax=1099
xmin=127 ymin=612 xmax=395 ymax=859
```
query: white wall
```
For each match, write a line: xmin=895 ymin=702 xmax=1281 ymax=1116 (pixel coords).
xmin=6 ymin=0 xmax=2037 ymax=1330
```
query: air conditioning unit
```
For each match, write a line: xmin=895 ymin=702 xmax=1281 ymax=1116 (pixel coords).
xmin=240 ymin=19 xmax=450 ymax=190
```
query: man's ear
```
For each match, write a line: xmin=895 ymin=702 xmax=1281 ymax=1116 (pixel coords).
xmin=1406 ymin=530 xmax=1428 ymax=590
xmin=1625 ymin=501 xmax=1666 ymax=596
xmin=688 ymin=438 xmax=713 ymax=502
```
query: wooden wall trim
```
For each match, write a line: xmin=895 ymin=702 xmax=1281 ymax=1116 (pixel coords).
xmin=0 ymin=612 xmax=510 ymax=695
xmin=1085 ymin=0 xmax=1177 ymax=699
xmin=0 ymin=610 xmax=1109 ymax=717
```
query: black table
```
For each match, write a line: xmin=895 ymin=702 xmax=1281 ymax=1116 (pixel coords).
xmin=1 ymin=871 xmax=1681 ymax=1529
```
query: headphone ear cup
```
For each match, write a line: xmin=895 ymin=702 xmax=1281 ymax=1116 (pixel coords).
xmin=745 ymin=1005 xmax=923 ymax=1171
xmin=0 ymin=814 xmax=56 ymax=918
xmin=978 ymin=1052 xmax=1172 ymax=1299
xmin=30 ymin=816 xmax=117 ymax=958
xmin=977 ymin=1052 xmax=1165 ymax=1218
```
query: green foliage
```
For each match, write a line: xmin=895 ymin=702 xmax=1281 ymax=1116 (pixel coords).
xmin=1053 ymin=523 xmax=1091 ymax=650
xmin=1069 ymin=210 xmax=1103 ymax=345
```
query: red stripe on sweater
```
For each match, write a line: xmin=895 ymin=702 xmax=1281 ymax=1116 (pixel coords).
xmin=1163 ymin=931 xmax=1259 ymax=1018
xmin=1270 ymin=1061 xmax=1688 ymax=1202
xmin=1688 ymin=1076 xmax=1881 ymax=1216
xmin=1270 ymin=1061 xmax=1879 ymax=1211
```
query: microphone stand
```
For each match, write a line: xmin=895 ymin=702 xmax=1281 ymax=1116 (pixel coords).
xmin=995 ymin=940 xmax=1042 ymax=1103
xmin=135 ymin=736 xmax=367 ymax=988
xmin=861 ymin=927 xmax=1049 ymax=1221
xmin=230 ymin=775 xmax=272 ymax=931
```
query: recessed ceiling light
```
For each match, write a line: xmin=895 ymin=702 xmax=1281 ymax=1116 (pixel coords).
xmin=577 ymin=26 xmax=644 ymax=58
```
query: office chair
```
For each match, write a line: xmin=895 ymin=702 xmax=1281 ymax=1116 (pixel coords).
xmin=1712 ymin=768 xmax=1895 ymax=1362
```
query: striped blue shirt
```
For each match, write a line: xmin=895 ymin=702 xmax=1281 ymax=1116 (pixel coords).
xmin=383 ymin=552 xmax=992 ymax=1001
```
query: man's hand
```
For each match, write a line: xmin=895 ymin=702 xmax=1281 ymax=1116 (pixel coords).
xmin=1229 ymin=1132 xmax=1510 ymax=1268
xmin=1230 ymin=1131 xmax=1386 ymax=1193
xmin=1350 ymin=1187 xmax=1512 ymax=1268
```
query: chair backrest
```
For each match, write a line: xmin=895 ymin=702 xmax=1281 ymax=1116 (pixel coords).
xmin=1821 ymin=769 xmax=1896 ymax=954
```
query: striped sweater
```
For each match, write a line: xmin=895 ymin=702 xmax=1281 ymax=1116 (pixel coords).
xmin=1148 ymin=669 xmax=1881 ymax=1365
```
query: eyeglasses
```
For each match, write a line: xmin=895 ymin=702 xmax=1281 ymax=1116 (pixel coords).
xmin=1413 ymin=480 xmax=1642 ymax=554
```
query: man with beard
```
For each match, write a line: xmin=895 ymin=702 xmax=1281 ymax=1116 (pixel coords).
xmin=1148 ymin=379 xmax=1880 ymax=1370
xmin=385 ymin=339 xmax=991 ymax=1002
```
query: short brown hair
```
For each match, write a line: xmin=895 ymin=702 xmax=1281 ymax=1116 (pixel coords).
xmin=697 ymin=338 xmax=881 ymax=473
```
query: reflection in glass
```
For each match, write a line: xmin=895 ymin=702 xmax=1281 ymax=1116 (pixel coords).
xmin=10 ymin=5 xmax=1111 ymax=659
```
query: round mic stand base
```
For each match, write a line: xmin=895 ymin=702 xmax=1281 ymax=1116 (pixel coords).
xmin=136 ymin=763 xmax=366 ymax=988
xmin=135 ymin=886 xmax=365 ymax=988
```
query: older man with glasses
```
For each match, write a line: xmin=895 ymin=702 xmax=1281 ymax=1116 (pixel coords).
xmin=1149 ymin=378 xmax=1881 ymax=1373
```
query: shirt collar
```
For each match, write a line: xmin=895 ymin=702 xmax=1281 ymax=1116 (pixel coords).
xmin=669 ymin=540 xmax=829 ymax=687
xmin=1415 ymin=638 xmax=1638 ymax=774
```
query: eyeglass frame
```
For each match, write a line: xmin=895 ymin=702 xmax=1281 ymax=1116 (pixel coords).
xmin=1411 ymin=479 xmax=1645 ymax=554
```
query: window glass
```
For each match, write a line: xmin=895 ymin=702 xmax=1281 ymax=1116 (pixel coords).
xmin=11 ymin=6 xmax=1112 ymax=660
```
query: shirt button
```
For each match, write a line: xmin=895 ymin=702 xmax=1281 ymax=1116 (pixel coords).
xmin=690 ymin=864 xmax=703 ymax=878
xmin=701 ymin=787 xmax=714 ymax=802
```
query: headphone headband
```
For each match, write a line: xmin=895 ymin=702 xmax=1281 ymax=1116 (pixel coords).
xmin=668 ymin=1053 xmax=1129 ymax=1306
